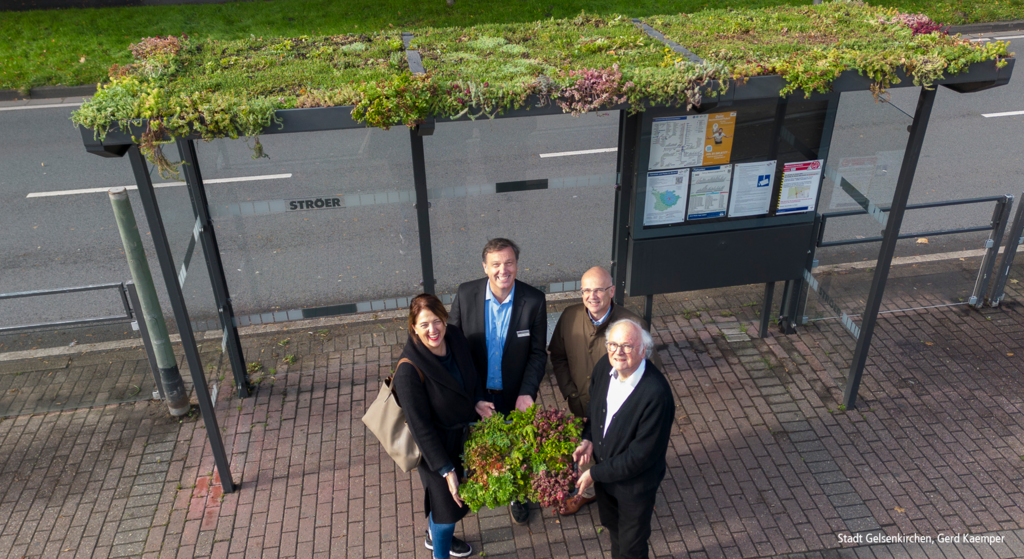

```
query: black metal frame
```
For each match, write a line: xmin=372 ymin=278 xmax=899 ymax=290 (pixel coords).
xmin=178 ymin=139 xmax=252 ymax=399
xmin=76 ymin=56 xmax=1015 ymax=489
xmin=841 ymin=87 xmax=936 ymax=409
xmin=128 ymin=145 xmax=237 ymax=493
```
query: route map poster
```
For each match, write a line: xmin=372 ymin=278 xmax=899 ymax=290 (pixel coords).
xmin=648 ymin=115 xmax=708 ymax=171
xmin=728 ymin=160 xmax=776 ymax=217
xmin=643 ymin=169 xmax=689 ymax=226
xmin=778 ymin=160 xmax=824 ymax=214
xmin=687 ymin=165 xmax=733 ymax=220
xmin=702 ymin=112 xmax=737 ymax=166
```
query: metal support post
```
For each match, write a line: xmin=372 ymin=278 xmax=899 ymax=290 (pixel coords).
xmin=128 ymin=145 xmax=237 ymax=493
xmin=778 ymin=280 xmax=798 ymax=334
xmin=759 ymin=282 xmax=775 ymax=339
xmin=990 ymin=192 xmax=1024 ymax=307
xmin=612 ymin=111 xmax=640 ymax=306
xmin=969 ymin=194 xmax=1013 ymax=308
xmin=177 ymin=140 xmax=251 ymax=398
xmin=643 ymin=294 xmax=654 ymax=327
xmin=108 ymin=187 xmax=191 ymax=416
xmin=126 ymin=282 xmax=165 ymax=400
xmin=409 ymin=127 xmax=436 ymax=295
xmin=843 ymin=87 xmax=937 ymax=410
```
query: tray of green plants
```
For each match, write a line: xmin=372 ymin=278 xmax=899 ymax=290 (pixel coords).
xmin=409 ymin=12 xmax=663 ymax=119
xmin=460 ymin=406 xmax=583 ymax=514
xmin=71 ymin=1 xmax=1012 ymax=174
xmin=647 ymin=3 xmax=1012 ymax=98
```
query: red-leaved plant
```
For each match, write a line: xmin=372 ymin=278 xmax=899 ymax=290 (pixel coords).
xmin=880 ymin=13 xmax=947 ymax=36
xmin=556 ymin=64 xmax=634 ymax=116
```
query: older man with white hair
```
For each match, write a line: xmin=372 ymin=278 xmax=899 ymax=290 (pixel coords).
xmin=573 ymin=319 xmax=675 ymax=559
xmin=549 ymin=266 xmax=663 ymax=515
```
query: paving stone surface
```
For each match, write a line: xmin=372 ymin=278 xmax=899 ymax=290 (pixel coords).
xmin=3 ymin=262 xmax=1024 ymax=558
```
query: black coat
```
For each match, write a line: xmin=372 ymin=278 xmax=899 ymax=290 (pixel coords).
xmin=393 ymin=324 xmax=484 ymax=523
xmin=448 ymin=278 xmax=547 ymax=412
xmin=582 ymin=356 xmax=676 ymax=502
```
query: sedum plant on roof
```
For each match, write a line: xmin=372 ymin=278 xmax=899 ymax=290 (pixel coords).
xmin=72 ymin=0 xmax=1011 ymax=176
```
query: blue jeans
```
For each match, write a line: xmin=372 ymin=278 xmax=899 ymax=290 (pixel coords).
xmin=429 ymin=512 xmax=456 ymax=559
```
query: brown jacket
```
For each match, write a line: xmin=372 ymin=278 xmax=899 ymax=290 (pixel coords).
xmin=548 ymin=302 xmax=663 ymax=417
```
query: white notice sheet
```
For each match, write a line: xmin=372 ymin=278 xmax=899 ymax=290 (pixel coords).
xmin=648 ymin=115 xmax=708 ymax=171
xmin=778 ymin=160 xmax=824 ymax=214
xmin=687 ymin=165 xmax=732 ymax=220
xmin=643 ymin=169 xmax=689 ymax=227
xmin=728 ymin=161 xmax=776 ymax=217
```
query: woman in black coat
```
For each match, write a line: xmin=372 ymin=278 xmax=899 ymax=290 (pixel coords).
xmin=392 ymin=294 xmax=495 ymax=559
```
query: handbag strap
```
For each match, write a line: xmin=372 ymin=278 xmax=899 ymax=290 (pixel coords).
xmin=395 ymin=358 xmax=425 ymax=384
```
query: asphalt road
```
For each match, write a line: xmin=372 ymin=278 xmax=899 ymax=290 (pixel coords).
xmin=2 ymin=34 xmax=1023 ymax=348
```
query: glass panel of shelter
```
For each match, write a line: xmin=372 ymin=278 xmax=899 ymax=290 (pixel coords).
xmin=145 ymin=148 xmax=223 ymax=392
xmin=191 ymin=129 xmax=422 ymax=328
xmin=807 ymin=89 xmax=914 ymax=328
xmin=423 ymin=112 xmax=621 ymax=302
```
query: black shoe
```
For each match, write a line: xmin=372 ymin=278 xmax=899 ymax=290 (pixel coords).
xmin=425 ymin=529 xmax=472 ymax=558
xmin=509 ymin=500 xmax=530 ymax=525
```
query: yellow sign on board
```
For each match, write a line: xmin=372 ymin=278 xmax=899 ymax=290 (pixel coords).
xmin=702 ymin=112 xmax=737 ymax=166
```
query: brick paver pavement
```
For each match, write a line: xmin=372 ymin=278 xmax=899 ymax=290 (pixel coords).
xmin=4 ymin=261 xmax=1024 ymax=558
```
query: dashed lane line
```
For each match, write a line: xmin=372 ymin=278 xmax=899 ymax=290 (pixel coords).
xmin=26 ymin=173 xmax=293 ymax=198
xmin=538 ymin=147 xmax=617 ymax=158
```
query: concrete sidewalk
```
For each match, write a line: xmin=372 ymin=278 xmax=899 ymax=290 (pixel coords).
xmin=3 ymin=261 xmax=1024 ymax=558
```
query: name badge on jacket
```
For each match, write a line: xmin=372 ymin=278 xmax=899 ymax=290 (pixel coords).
xmin=517 ymin=330 xmax=530 ymax=338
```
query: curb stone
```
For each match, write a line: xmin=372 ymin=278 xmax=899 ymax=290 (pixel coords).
xmin=948 ymin=20 xmax=1024 ymax=35
xmin=0 ymin=83 xmax=96 ymax=102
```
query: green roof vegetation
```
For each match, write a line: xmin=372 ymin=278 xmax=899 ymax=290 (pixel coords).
xmin=69 ymin=1 xmax=1012 ymax=175
xmin=3 ymin=0 xmax=1023 ymax=94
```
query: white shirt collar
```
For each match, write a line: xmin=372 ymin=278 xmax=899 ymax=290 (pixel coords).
xmin=609 ymin=359 xmax=646 ymax=389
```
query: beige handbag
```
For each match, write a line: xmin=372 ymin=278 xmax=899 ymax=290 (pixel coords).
xmin=362 ymin=358 xmax=424 ymax=473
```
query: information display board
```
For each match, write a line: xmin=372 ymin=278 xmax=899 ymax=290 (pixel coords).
xmin=632 ymin=98 xmax=835 ymax=240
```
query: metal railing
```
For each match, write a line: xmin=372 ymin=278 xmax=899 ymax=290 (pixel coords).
xmin=811 ymin=194 xmax=1014 ymax=317
xmin=0 ymin=282 xmax=165 ymax=400
xmin=990 ymin=194 xmax=1024 ymax=306
xmin=0 ymin=283 xmax=133 ymax=333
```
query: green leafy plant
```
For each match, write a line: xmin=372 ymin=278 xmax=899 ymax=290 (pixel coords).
xmin=460 ymin=406 xmax=583 ymax=513
xmin=71 ymin=2 xmax=1011 ymax=177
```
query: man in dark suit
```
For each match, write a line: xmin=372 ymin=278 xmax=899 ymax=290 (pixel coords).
xmin=573 ymin=319 xmax=675 ymax=559
xmin=448 ymin=237 xmax=547 ymax=524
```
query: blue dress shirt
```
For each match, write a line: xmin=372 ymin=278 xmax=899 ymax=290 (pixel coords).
xmin=484 ymin=283 xmax=515 ymax=390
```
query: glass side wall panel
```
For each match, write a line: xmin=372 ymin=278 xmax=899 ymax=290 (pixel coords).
xmin=424 ymin=112 xmax=619 ymax=297
xmin=193 ymin=128 xmax=421 ymax=322
xmin=807 ymin=89 xmax=913 ymax=326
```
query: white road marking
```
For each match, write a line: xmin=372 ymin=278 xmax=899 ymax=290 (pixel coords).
xmin=971 ymin=34 xmax=1024 ymax=42
xmin=538 ymin=147 xmax=617 ymax=158
xmin=26 ymin=173 xmax=293 ymax=198
xmin=982 ymin=110 xmax=1024 ymax=118
xmin=0 ymin=102 xmax=84 ymax=112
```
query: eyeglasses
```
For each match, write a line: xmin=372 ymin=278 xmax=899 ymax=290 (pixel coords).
xmin=581 ymin=286 xmax=613 ymax=296
xmin=605 ymin=342 xmax=636 ymax=354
